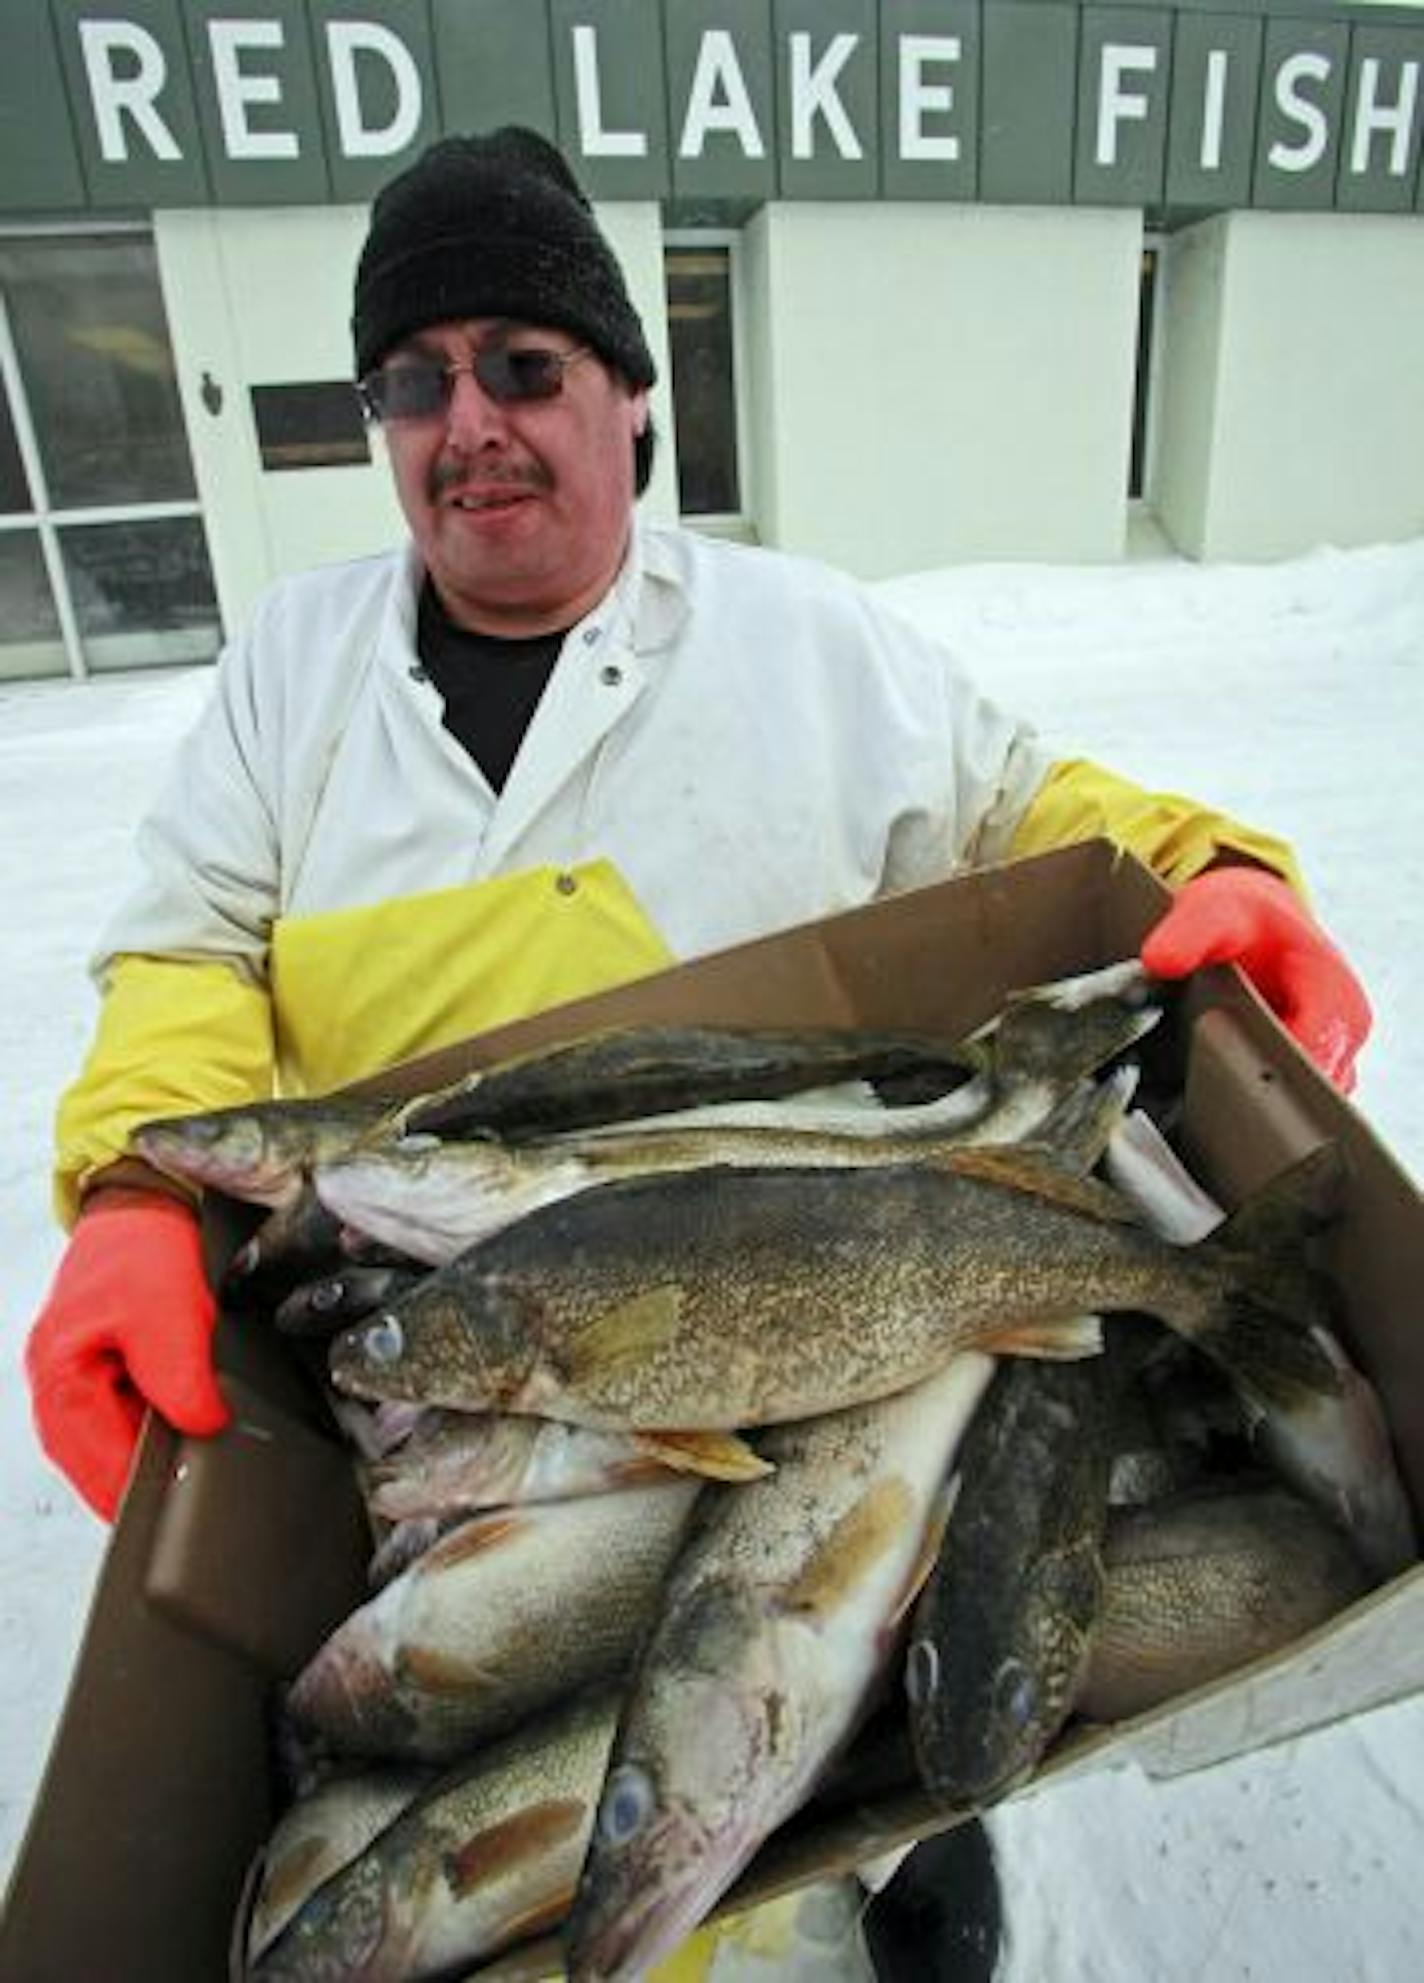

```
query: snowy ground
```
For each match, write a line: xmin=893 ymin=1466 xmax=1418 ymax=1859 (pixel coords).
xmin=2 ymin=531 xmax=1422 ymax=1976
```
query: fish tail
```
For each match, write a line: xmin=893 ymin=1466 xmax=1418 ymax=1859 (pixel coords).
xmin=1179 ymin=1145 xmax=1345 ymax=1411
xmin=968 ymin=961 xmax=1161 ymax=1086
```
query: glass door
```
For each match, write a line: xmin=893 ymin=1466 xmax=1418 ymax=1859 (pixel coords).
xmin=0 ymin=230 xmax=222 ymax=682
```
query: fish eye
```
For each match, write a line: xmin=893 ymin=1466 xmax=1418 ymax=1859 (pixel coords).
xmin=598 ymin=1764 xmax=655 ymax=1845
xmin=992 ymin=1658 xmax=1039 ymax=1731
xmin=905 ymin=1638 xmax=941 ymax=1707
xmin=363 ymin=1313 xmax=405 ymax=1365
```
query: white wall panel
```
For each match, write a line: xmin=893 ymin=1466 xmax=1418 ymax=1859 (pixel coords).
xmin=1204 ymin=213 xmax=1424 ymax=560
xmin=739 ymin=203 xmax=1143 ymax=576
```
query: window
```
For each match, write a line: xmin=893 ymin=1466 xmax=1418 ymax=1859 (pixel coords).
xmin=0 ymin=230 xmax=221 ymax=681
xmin=664 ymin=239 xmax=743 ymax=522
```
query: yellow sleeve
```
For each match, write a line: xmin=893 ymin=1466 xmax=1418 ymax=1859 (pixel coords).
xmin=53 ymin=954 xmax=276 ymax=1229
xmin=1009 ymin=758 xmax=1306 ymax=898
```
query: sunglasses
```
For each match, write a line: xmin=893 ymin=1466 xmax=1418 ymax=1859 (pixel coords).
xmin=357 ymin=344 xmax=593 ymax=422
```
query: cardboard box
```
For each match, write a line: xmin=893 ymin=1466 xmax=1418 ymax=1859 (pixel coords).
xmin=3 ymin=841 xmax=1421 ymax=1981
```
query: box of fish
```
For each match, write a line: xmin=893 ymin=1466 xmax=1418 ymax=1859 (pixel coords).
xmin=3 ymin=841 xmax=1420 ymax=1983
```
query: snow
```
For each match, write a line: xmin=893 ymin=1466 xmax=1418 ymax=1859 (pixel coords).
xmin=2 ymin=531 xmax=1422 ymax=1975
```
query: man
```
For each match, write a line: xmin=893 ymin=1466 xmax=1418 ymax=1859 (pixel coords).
xmin=24 ymin=124 xmax=1368 ymax=1977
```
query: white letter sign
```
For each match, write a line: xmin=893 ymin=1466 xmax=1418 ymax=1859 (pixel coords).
xmin=1097 ymin=44 xmax=1157 ymax=165
xmin=573 ymin=23 xmax=648 ymax=156
xmin=680 ymin=29 xmax=764 ymax=158
xmin=79 ymin=20 xmax=180 ymax=162
xmin=327 ymin=21 xmax=422 ymax=158
xmin=1269 ymin=51 xmax=1331 ymax=171
xmin=900 ymin=35 xmax=961 ymax=162
xmin=210 ymin=19 xmax=298 ymax=161
xmin=1200 ymin=49 xmax=1228 ymax=171
xmin=1350 ymin=56 xmax=1419 ymax=177
xmin=790 ymin=32 xmax=863 ymax=160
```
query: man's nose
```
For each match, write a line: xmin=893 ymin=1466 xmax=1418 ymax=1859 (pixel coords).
xmin=443 ymin=366 xmax=511 ymax=448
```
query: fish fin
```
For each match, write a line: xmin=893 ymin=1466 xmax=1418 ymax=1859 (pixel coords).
xmin=255 ymin=1836 xmax=331 ymax=1934
xmin=395 ymin=1642 xmax=499 ymax=1697
xmin=420 ymin=1510 xmax=529 ymax=1568
xmin=345 ymin=1097 xmax=415 ymax=1154
xmin=499 ymin=1882 xmax=582 ymax=1947
xmin=780 ymin=1478 xmax=916 ymax=1620
xmin=443 ymin=1799 xmax=588 ymax=1900
xmin=1027 ymin=1065 xmax=1141 ymax=1174
xmin=942 ymin=1146 xmax=1141 ymax=1223
xmin=564 ymin=1286 xmax=686 ymax=1383
xmin=888 ymin=1473 xmax=964 ymax=1631
xmin=369 ymin=1515 xmax=444 ymax=1586
xmin=1212 ymin=1142 xmax=1341 ymax=1259
xmin=1182 ymin=1145 xmax=1345 ymax=1409
xmin=397 ymin=1070 xmax=484 ymax=1138
xmin=633 ymin=1429 xmax=775 ymax=1482
xmin=978 ymin=1313 xmax=1105 ymax=1361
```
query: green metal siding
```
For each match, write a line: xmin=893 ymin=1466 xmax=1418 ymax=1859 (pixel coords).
xmin=3 ymin=0 xmax=1422 ymax=217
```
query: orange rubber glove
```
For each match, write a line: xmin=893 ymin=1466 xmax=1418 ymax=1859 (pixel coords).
xmin=1141 ymin=868 xmax=1371 ymax=1093
xmin=25 ymin=1189 xmax=229 ymax=1521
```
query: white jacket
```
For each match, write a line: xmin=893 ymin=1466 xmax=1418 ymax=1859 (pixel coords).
xmin=96 ymin=518 xmax=1049 ymax=980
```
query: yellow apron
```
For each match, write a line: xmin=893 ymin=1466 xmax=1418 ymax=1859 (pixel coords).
xmin=268 ymin=860 xmax=673 ymax=1096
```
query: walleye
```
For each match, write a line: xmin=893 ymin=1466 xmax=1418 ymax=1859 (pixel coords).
xmin=400 ymin=1022 xmax=975 ymax=1142
xmin=1107 ymin=1108 xmax=1417 ymax=1578
xmin=248 ymin=1691 xmax=619 ymax=1982
xmin=1078 ymin=1482 xmax=1371 ymax=1722
xmin=564 ymin=1355 xmax=995 ymax=1983
xmin=905 ymin=1353 xmax=1112 ymax=1810
xmin=328 ymin=1147 xmax=1341 ymax=1431
xmin=285 ymin=1478 xmax=699 ymax=1763
xmin=133 ymin=1095 xmax=407 ymax=1209
xmin=317 ymin=1115 xmax=1064 ymax=1271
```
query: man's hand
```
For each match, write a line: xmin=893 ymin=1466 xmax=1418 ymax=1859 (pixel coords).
xmin=1141 ymin=868 xmax=1371 ymax=1093
xmin=25 ymin=1189 xmax=229 ymax=1521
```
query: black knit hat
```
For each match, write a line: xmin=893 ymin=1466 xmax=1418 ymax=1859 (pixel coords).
xmin=352 ymin=127 xmax=656 ymax=388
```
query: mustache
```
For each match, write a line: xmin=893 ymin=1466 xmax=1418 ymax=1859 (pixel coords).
xmin=428 ymin=456 xmax=551 ymax=502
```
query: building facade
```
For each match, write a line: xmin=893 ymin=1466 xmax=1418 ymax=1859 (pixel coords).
xmin=2 ymin=0 xmax=1422 ymax=680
